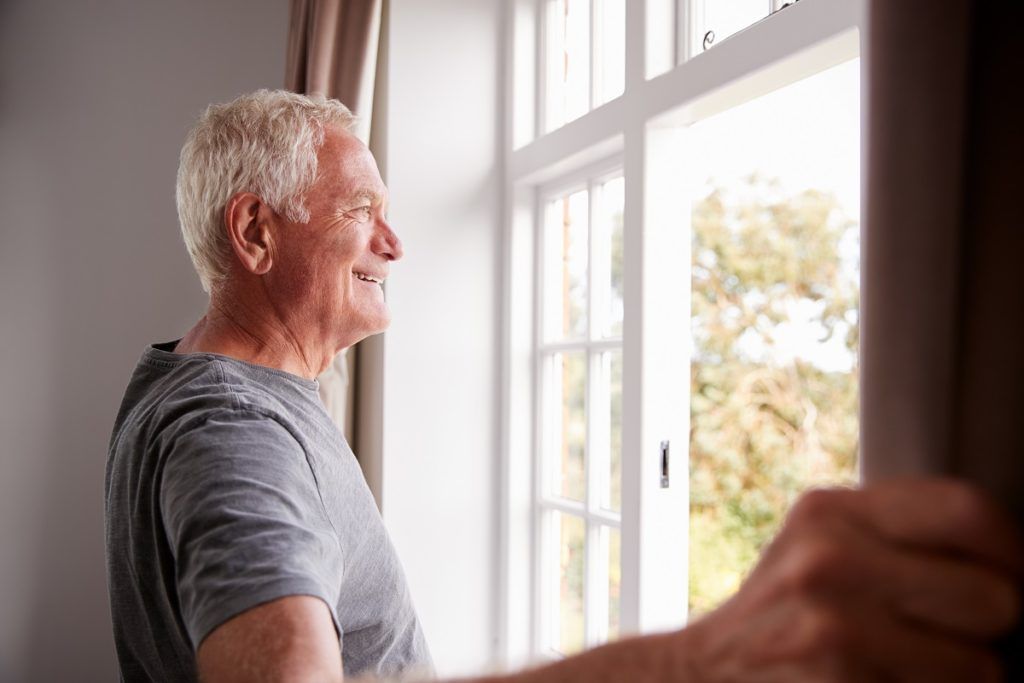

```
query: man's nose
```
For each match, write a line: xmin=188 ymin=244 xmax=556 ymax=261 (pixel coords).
xmin=376 ymin=219 xmax=403 ymax=261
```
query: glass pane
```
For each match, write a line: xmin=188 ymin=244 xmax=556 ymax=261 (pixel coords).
xmin=546 ymin=0 xmax=590 ymax=131
xmin=608 ymin=350 xmax=622 ymax=511
xmin=685 ymin=60 xmax=861 ymax=616
xmin=545 ymin=189 xmax=589 ymax=341
xmin=551 ymin=511 xmax=586 ymax=655
xmin=646 ymin=0 xmax=676 ymax=78
xmin=595 ymin=0 xmax=625 ymax=105
xmin=551 ymin=351 xmax=587 ymax=501
xmin=593 ymin=350 xmax=622 ymax=512
xmin=607 ymin=526 xmax=621 ymax=640
xmin=593 ymin=177 xmax=624 ymax=338
xmin=700 ymin=0 xmax=769 ymax=50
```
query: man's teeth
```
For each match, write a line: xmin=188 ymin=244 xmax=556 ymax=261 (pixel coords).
xmin=355 ymin=272 xmax=383 ymax=284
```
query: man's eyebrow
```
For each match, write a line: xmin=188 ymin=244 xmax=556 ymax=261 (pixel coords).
xmin=350 ymin=190 xmax=380 ymax=206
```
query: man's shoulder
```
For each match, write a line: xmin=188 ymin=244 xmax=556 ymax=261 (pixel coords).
xmin=111 ymin=350 xmax=309 ymax=456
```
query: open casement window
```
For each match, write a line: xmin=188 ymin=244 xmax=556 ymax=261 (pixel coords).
xmin=502 ymin=0 xmax=866 ymax=666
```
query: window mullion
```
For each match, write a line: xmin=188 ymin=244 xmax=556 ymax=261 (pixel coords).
xmin=584 ymin=178 xmax=598 ymax=649
xmin=589 ymin=0 xmax=597 ymax=111
xmin=586 ymin=178 xmax=599 ymax=515
xmin=539 ymin=498 xmax=621 ymax=526
xmin=536 ymin=0 xmax=547 ymax=137
xmin=618 ymin=123 xmax=643 ymax=637
xmin=623 ymin=0 xmax=644 ymax=94
xmin=539 ymin=338 xmax=621 ymax=354
xmin=531 ymin=182 xmax=547 ymax=658
xmin=676 ymin=0 xmax=696 ymax=64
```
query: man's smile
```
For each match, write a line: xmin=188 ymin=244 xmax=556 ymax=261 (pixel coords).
xmin=354 ymin=271 xmax=385 ymax=285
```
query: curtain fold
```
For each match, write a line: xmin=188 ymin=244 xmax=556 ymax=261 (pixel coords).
xmin=862 ymin=0 xmax=1024 ymax=507
xmin=286 ymin=0 xmax=382 ymax=143
xmin=285 ymin=0 xmax=385 ymax=484
xmin=862 ymin=0 xmax=1024 ymax=667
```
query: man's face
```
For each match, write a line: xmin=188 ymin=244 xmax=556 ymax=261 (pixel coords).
xmin=270 ymin=126 xmax=401 ymax=351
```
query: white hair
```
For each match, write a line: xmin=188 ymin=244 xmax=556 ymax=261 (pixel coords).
xmin=175 ymin=89 xmax=357 ymax=292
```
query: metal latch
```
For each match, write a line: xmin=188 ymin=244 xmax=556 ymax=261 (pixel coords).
xmin=660 ymin=440 xmax=670 ymax=488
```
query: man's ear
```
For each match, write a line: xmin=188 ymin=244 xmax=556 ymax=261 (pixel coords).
xmin=224 ymin=192 xmax=276 ymax=276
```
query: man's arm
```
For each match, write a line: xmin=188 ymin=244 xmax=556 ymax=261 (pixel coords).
xmin=197 ymin=478 xmax=1023 ymax=682
xmin=159 ymin=411 xmax=348 ymax=681
xmin=197 ymin=596 xmax=342 ymax=683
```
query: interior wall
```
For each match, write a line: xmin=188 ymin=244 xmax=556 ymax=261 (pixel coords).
xmin=0 ymin=1 xmax=287 ymax=679
xmin=381 ymin=0 xmax=505 ymax=676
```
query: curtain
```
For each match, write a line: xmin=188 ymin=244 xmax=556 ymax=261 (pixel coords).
xmin=861 ymin=0 xmax=1024 ymax=667
xmin=286 ymin=0 xmax=387 ymax=505
xmin=286 ymin=0 xmax=383 ymax=142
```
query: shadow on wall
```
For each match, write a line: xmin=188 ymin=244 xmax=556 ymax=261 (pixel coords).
xmin=0 ymin=1 xmax=287 ymax=679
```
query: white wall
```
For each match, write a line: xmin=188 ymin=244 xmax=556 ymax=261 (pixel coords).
xmin=381 ymin=0 xmax=505 ymax=677
xmin=0 ymin=1 xmax=287 ymax=679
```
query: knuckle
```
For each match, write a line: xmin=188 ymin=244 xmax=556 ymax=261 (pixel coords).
xmin=789 ymin=489 xmax=840 ymax=528
xmin=786 ymin=538 xmax=849 ymax=594
xmin=797 ymin=603 xmax=851 ymax=657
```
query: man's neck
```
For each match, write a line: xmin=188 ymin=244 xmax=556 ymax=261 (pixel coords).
xmin=174 ymin=288 xmax=332 ymax=380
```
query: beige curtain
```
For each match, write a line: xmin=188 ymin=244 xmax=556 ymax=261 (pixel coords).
xmin=286 ymin=0 xmax=387 ymax=505
xmin=861 ymin=0 xmax=1023 ymax=667
xmin=286 ymin=0 xmax=383 ymax=142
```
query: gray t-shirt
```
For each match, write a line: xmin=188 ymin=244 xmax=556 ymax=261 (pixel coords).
xmin=104 ymin=341 xmax=432 ymax=682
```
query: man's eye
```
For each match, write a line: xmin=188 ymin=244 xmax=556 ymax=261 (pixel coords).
xmin=348 ymin=206 xmax=373 ymax=221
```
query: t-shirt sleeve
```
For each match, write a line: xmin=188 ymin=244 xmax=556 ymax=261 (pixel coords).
xmin=159 ymin=408 xmax=344 ymax=650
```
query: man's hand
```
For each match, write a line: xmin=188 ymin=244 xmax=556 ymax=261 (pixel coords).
xmin=197 ymin=595 xmax=342 ymax=683
xmin=490 ymin=479 xmax=1022 ymax=683
xmin=677 ymin=478 xmax=1024 ymax=681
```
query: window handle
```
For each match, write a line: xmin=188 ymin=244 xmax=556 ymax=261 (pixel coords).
xmin=660 ymin=440 xmax=670 ymax=489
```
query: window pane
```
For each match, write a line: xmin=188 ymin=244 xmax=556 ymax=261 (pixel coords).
xmin=549 ymin=511 xmax=586 ymax=655
xmin=606 ymin=526 xmax=621 ymax=640
xmin=608 ymin=351 xmax=622 ymax=511
xmin=593 ymin=177 xmax=624 ymax=339
xmin=646 ymin=0 xmax=676 ymax=78
xmin=699 ymin=0 xmax=769 ymax=50
xmin=594 ymin=0 xmax=625 ymax=104
xmin=549 ymin=351 xmax=587 ymax=501
xmin=545 ymin=189 xmax=589 ymax=341
xmin=546 ymin=0 xmax=590 ymax=131
xmin=685 ymin=60 xmax=861 ymax=616
xmin=592 ymin=350 xmax=622 ymax=512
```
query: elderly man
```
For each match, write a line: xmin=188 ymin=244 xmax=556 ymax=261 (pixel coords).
xmin=105 ymin=90 xmax=1023 ymax=682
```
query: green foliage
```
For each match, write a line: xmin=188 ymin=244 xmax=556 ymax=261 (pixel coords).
xmin=689 ymin=175 xmax=859 ymax=616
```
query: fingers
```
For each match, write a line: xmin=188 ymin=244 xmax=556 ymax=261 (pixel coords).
xmin=879 ymin=548 xmax=1020 ymax=638
xmin=855 ymin=606 xmax=1003 ymax=683
xmin=695 ymin=480 xmax=1023 ymax=682
xmin=787 ymin=480 xmax=1024 ymax=576
xmin=771 ymin=494 xmax=1021 ymax=638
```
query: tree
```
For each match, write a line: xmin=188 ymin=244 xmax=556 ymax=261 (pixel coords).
xmin=688 ymin=175 xmax=859 ymax=615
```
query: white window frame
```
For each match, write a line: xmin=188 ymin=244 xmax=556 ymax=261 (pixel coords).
xmin=499 ymin=0 xmax=866 ymax=667
xmin=534 ymin=160 xmax=624 ymax=657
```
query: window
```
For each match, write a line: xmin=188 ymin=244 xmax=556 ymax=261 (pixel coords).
xmin=543 ymin=0 xmax=626 ymax=132
xmin=537 ymin=174 xmax=624 ymax=655
xmin=503 ymin=0 xmax=865 ymax=666
xmin=681 ymin=59 xmax=861 ymax=615
xmin=690 ymin=0 xmax=772 ymax=53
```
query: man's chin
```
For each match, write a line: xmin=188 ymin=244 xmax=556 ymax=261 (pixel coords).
xmin=338 ymin=312 xmax=390 ymax=347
